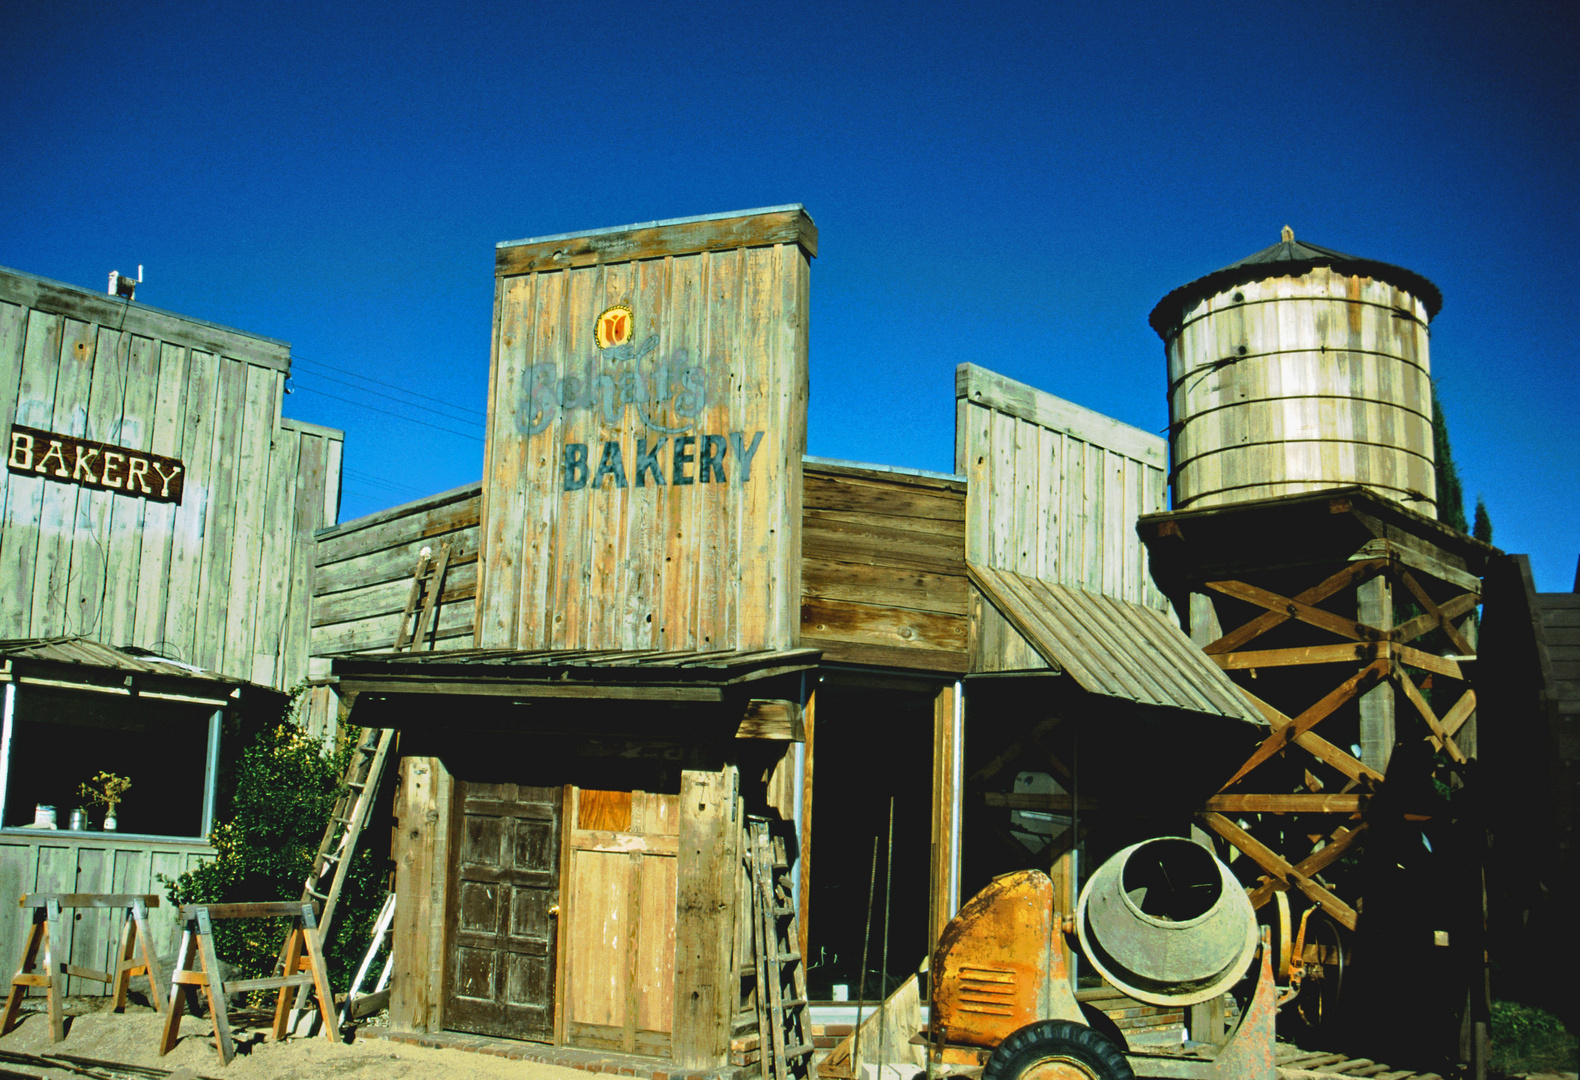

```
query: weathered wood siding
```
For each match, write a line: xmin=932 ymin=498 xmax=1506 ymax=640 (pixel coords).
xmin=0 ymin=267 xmax=342 ymax=689
xmin=479 ymin=207 xmax=815 ymax=653
xmin=311 ymin=482 xmax=482 ymax=657
xmin=0 ymin=833 xmax=211 ymax=995
xmin=1165 ymin=267 xmax=1436 ymax=514
xmin=800 ymin=460 xmax=968 ymax=672
xmin=956 ymin=364 xmax=1168 ymax=611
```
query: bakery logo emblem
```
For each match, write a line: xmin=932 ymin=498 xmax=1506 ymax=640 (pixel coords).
xmin=594 ymin=305 xmax=633 ymax=351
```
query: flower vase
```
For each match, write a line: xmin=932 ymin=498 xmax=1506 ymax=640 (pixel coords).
xmin=103 ymin=810 xmax=118 ymax=831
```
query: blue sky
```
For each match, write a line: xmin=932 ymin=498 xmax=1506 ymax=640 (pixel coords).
xmin=3 ymin=0 xmax=1575 ymax=588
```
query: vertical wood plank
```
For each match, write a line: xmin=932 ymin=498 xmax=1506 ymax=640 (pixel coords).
xmin=220 ymin=364 xmax=277 ymax=677
xmin=130 ymin=343 xmax=189 ymax=650
xmin=191 ymin=357 xmax=247 ymax=673
xmin=163 ymin=350 xmax=220 ymax=665
xmin=929 ymin=682 xmax=958 ymax=949
xmin=103 ymin=335 xmax=161 ymax=648
xmin=250 ymin=425 xmax=301 ymax=686
xmin=0 ymin=311 xmax=63 ymax=636
xmin=390 ymin=756 xmax=444 ymax=1033
xmin=0 ymin=301 xmax=28 ymax=528
xmin=797 ymin=688 xmax=815 ymax=966
xmin=30 ymin=318 xmax=98 ymax=637
xmin=479 ymin=274 xmax=532 ymax=648
xmin=64 ymin=326 xmax=131 ymax=643
xmin=279 ymin=431 xmax=330 ymax=688
xmin=671 ymin=767 xmax=736 ymax=1069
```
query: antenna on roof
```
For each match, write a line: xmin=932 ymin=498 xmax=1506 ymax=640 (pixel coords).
xmin=107 ymin=265 xmax=143 ymax=300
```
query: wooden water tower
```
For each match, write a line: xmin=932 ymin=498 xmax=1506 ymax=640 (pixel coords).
xmin=1140 ymin=229 xmax=1493 ymax=1072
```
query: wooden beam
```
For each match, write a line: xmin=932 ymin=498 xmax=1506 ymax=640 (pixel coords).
xmin=1246 ymin=824 xmax=1368 ymax=909
xmin=1440 ymin=689 xmax=1477 ymax=738
xmin=1391 ymin=592 xmax=1479 ymax=646
xmin=496 ymin=206 xmax=818 ymax=276
xmin=1220 ymin=660 xmax=1389 ymax=790
xmin=929 ymin=683 xmax=958 ymax=950
xmin=1206 ymin=579 xmax=1381 ymax=644
xmin=672 ymin=767 xmax=738 ymax=1070
xmin=1204 ymin=794 xmax=1368 ymax=814
xmin=1213 ymin=642 xmax=1386 ymax=670
xmin=735 ymin=699 xmax=804 ymax=740
xmin=1394 ymin=645 xmax=1465 ymax=680
xmin=1396 ymin=570 xmax=1476 ymax=654
xmin=1199 ymin=813 xmax=1358 ymax=931
xmin=1239 ymin=690 xmax=1385 ymax=786
xmin=800 ymin=689 xmax=816 ymax=968
xmin=1394 ymin=669 xmax=1468 ymax=764
xmin=1203 ymin=560 xmax=1387 ymax=655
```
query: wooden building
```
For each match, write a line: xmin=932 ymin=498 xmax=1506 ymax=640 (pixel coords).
xmin=0 ymin=266 xmax=343 ymax=984
xmin=316 ymin=207 xmax=1266 ymax=1070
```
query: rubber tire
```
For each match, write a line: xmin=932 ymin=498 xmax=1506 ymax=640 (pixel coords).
xmin=982 ymin=1020 xmax=1134 ymax=1080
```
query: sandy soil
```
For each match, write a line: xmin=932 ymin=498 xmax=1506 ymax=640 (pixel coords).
xmin=0 ymin=1000 xmax=595 ymax=1079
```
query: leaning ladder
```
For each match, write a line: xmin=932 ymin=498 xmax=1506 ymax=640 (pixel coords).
xmin=324 ymin=546 xmax=448 ymax=1022
xmin=395 ymin=542 xmax=452 ymax=652
xmin=279 ymin=724 xmax=395 ymax=1025
xmin=749 ymin=818 xmax=817 ymax=1080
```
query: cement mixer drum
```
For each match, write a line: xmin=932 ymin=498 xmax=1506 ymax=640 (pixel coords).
xmin=1076 ymin=837 xmax=1258 ymax=1007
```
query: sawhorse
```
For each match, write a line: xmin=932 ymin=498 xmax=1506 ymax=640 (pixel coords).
xmin=158 ymin=901 xmax=336 ymax=1065
xmin=1 ymin=893 xmax=163 ymax=1042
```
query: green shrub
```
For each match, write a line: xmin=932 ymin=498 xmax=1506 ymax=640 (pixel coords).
xmin=1491 ymin=1000 xmax=1577 ymax=1077
xmin=164 ymin=713 xmax=386 ymax=997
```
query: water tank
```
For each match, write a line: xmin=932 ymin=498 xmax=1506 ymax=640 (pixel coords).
xmin=1149 ymin=227 xmax=1443 ymax=516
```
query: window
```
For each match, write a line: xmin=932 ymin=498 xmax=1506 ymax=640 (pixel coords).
xmin=0 ymin=683 xmax=222 ymax=839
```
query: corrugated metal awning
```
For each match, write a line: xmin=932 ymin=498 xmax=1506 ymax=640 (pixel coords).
xmin=968 ymin=565 xmax=1265 ymax=725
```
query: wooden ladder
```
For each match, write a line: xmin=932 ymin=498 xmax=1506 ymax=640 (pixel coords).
xmin=749 ymin=817 xmax=817 ymax=1080
xmin=395 ymin=542 xmax=452 ymax=652
xmin=278 ymin=724 xmax=394 ymax=1023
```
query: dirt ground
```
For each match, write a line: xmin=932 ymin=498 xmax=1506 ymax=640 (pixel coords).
xmin=0 ymin=999 xmax=595 ymax=1079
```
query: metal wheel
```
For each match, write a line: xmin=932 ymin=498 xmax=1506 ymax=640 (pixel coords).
xmin=982 ymin=1020 xmax=1134 ymax=1080
xmin=1295 ymin=911 xmax=1347 ymax=1030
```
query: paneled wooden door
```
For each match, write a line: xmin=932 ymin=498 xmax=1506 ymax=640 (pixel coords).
xmin=445 ymin=782 xmax=562 ymax=1040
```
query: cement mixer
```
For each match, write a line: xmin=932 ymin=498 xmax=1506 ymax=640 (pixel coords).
xmin=927 ymin=837 xmax=1279 ymax=1080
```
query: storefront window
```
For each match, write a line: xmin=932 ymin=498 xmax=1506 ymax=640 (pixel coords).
xmin=0 ymin=684 xmax=220 ymax=839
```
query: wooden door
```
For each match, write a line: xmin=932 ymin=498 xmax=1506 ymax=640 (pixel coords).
xmin=563 ymin=788 xmax=679 ymax=1057
xmin=445 ymin=782 xmax=561 ymax=1040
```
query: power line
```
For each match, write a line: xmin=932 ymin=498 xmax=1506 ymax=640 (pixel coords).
xmin=291 ymin=385 xmax=485 ymax=442
xmin=343 ymin=467 xmax=432 ymax=497
xmin=290 ymin=368 xmax=487 ymax=426
xmin=292 ymin=354 xmax=488 ymax=418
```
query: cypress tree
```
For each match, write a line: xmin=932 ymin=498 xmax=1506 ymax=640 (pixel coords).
xmin=1431 ymin=382 xmax=1468 ymax=533
xmin=1472 ymin=497 xmax=1493 ymax=544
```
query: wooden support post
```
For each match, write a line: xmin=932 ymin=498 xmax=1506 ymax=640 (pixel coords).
xmin=799 ymin=687 xmax=816 ymax=967
xmin=388 ymin=754 xmax=452 ymax=1034
xmin=1357 ymin=573 xmax=1395 ymax=774
xmin=929 ymin=681 xmax=960 ymax=950
xmin=672 ymin=767 xmax=739 ymax=1070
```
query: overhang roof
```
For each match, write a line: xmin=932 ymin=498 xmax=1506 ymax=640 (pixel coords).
xmin=0 ymin=637 xmax=283 ymax=707
xmin=1149 ymin=231 xmax=1443 ymax=340
xmin=968 ymin=565 xmax=1265 ymax=725
xmin=333 ymin=647 xmax=822 ymax=702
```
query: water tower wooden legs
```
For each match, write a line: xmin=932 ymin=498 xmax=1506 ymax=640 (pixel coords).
xmin=1141 ymin=490 xmax=1496 ymax=1076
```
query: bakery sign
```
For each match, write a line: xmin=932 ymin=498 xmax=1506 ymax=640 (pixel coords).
xmin=7 ymin=425 xmax=185 ymax=504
